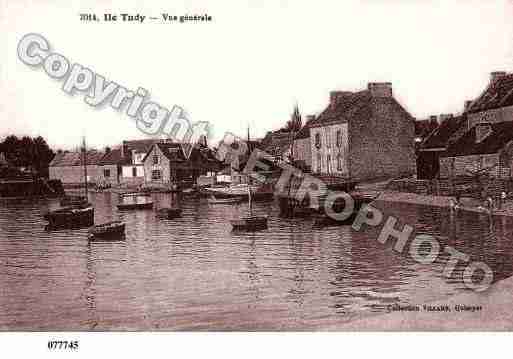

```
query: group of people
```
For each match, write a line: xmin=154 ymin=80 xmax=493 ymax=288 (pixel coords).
xmin=450 ymin=190 xmax=509 ymax=213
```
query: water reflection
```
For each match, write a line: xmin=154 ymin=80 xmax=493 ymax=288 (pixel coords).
xmin=0 ymin=194 xmax=512 ymax=330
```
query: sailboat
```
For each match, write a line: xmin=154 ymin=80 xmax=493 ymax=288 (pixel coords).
xmin=230 ymin=186 xmax=268 ymax=231
xmin=44 ymin=137 xmax=94 ymax=230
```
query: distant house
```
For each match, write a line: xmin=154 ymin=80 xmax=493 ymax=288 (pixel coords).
xmin=292 ymin=115 xmax=316 ymax=172
xmin=120 ymin=139 xmax=161 ymax=186
xmin=436 ymin=71 xmax=513 ymax=179
xmin=417 ymin=114 xmax=466 ymax=179
xmin=49 ymin=150 xmax=104 ymax=185
xmin=440 ymin=122 xmax=513 ymax=179
xmin=142 ymin=143 xmax=221 ymax=186
xmin=309 ymin=83 xmax=416 ymax=181
xmin=97 ymin=148 xmax=124 ymax=185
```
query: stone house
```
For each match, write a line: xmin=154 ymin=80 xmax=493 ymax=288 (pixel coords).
xmin=97 ymin=148 xmax=123 ymax=185
xmin=142 ymin=143 xmax=221 ymax=186
xmin=49 ymin=150 xmax=104 ymax=185
xmin=309 ymin=83 xmax=416 ymax=181
xmin=440 ymin=121 xmax=513 ymax=179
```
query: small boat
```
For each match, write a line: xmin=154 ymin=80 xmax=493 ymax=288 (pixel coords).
xmin=118 ymin=192 xmax=151 ymax=198
xmin=205 ymin=183 xmax=273 ymax=201
xmin=117 ymin=201 xmax=154 ymax=211
xmin=88 ymin=221 xmax=125 ymax=240
xmin=156 ymin=207 xmax=182 ymax=219
xmin=44 ymin=203 xmax=95 ymax=230
xmin=60 ymin=195 xmax=87 ymax=207
xmin=230 ymin=186 xmax=268 ymax=231
xmin=208 ymin=196 xmax=244 ymax=204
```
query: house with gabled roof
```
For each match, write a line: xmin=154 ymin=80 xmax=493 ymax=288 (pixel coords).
xmin=97 ymin=148 xmax=124 ymax=185
xmin=309 ymin=82 xmax=416 ymax=181
xmin=440 ymin=121 xmax=513 ymax=179
xmin=142 ymin=142 xmax=221 ymax=186
xmin=49 ymin=150 xmax=105 ymax=185
xmin=119 ymin=139 xmax=162 ymax=185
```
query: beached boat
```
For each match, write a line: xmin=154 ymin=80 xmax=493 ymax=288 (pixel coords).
xmin=88 ymin=221 xmax=125 ymax=240
xmin=156 ymin=207 xmax=182 ymax=219
xmin=230 ymin=186 xmax=268 ymax=231
xmin=208 ymin=196 xmax=244 ymax=204
xmin=117 ymin=201 xmax=154 ymax=211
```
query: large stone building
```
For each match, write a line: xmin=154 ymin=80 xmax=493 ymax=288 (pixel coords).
xmin=309 ymin=83 xmax=416 ymax=181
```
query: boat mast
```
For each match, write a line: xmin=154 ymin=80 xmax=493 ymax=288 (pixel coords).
xmin=82 ymin=136 xmax=88 ymax=200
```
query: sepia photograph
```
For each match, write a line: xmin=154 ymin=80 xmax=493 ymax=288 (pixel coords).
xmin=1 ymin=0 xmax=513 ymax=356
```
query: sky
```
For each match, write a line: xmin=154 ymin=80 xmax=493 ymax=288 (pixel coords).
xmin=1 ymin=0 xmax=513 ymax=150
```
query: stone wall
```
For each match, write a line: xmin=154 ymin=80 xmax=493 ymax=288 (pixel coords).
xmin=348 ymin=98 xmax=416 ymax=181
xmin=440 ymin=154 xmax=510 ymax=179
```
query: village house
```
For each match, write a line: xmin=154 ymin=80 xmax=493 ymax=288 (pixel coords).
xmin=97 ymin=148 xmax=124 ymax=186
xmin=292 ymin=115 xmax=315 ymax=172
xmin=416 ymin=114 xmax=466 ymax=179
xmin=119 ymin=139 xmax=161 ymax=186
xmin=309 ymin=82 xmax=416 ymax=181
xmin=142 ymin=142 xmax=221 ymax=186
xmin=49 ymin=150 xmax=105 ymax=185
xmin=261 ymin=129 xmax=293 ymax=163
xmin=435 ymin=71 xmax=513 ymax=179
xmin=440 ymin=121 xmax=513 ymax=179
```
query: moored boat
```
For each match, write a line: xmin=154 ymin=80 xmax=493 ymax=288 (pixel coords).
xmin=44 ymin=203 xmax=94 ymax=230
xmin=88 ymin=221 xmax=125 ymax=240
xmin=117 ymin=201 xmax=154 ymax=211
xmin=208 ymin=196 xmax=244 ymax=204
xmin=156 ymin=207 xmax=182 ymax=219
xmin=230 ymin=186 xmax=268 ymax=231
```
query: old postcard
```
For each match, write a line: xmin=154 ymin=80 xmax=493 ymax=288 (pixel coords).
xmin=1 ymin=0 xmax=513 ymax=354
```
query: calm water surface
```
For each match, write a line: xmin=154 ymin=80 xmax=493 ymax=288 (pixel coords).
xmin=1 ymin=193 xmax=512 ymax=330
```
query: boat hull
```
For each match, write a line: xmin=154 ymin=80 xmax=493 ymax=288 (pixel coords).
xmin=89 ymin=222 xmax=126 ymax=240
xmin=117 ymin=202 xmax=154 ymax=211
xmin=230 ymin=216 xmax=268 ymax=231
xmin=156 ymin=208 xmax=182 ymax=219
xmin=44 ymin=206 xmax=94 ymax=230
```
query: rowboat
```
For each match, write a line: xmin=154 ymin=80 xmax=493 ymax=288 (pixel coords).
xmin=88 ymin=221 xmax=126 ymax=240
xmin=205 ymin=183 xmax=273 ymax=201
xmin=117 ymin=201 xmax=154 ymax=211
xmin=208 ymin=196 xmax=244 ymax=204
xmin=156 ymin=207 xmax=182 ymax=219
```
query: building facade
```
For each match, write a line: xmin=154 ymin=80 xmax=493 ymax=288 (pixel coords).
xmin=309 ymin=83 xmax=416 ymax=181
xmin=49 ymin=150 xmax=104 ymax=185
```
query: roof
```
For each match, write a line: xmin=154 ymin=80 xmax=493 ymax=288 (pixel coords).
xmin=98 ymin=148 xmax=127 ymax=166
xmin=443 ymin=121 xmax=513 ymax=157
xmin=261 ymin=130 xmax=293 ymax=157
xmin=415 ymin=118 xmax=439 ymax=138
xmin=50 ymin=150 xmax=105 ymax=167
xmin=295 ymin=116 xmax=317 ymax=139
xmin=467 ymin=73 xmax=513 ymax=114
xmin=421 ymin=115 xmax=466 ymax=150
xmin=309 ymin=90 xmax=413 ymax=128
xmin=123 ymin=139 xmax=161 ymax=153
xmin=148 ymin=143 xmax=186 ymax=162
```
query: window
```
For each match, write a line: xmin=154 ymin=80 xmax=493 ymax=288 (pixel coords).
xmin=337 ymin=154 xmax=342 ymax=171
xmin=315 ymin=133 xmax=321 ymax=148
xmin=152 ymin=170 xmax=162 ymax=180
xmin=326 ymin=129 xmax=331 ymax=148
xmin=132 ymin=167 xmax=138 ymax=177
xmin=327 ymin=155 xmax=331 ymax=174
xmin=153 ymin=154 xmax=159 ymax=165
xmin=104 ymin=169 xmax=111 ymax=178
xmin=317 ymin=153 xmax=322 ymax=173
xmin=336 ymin=130 xmax=341 ymax=147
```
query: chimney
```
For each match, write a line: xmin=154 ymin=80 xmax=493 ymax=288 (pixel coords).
xmin=429 ymin=115 xmax=438 ymax=123
xmin=329 ymin=91 xmax=352 ymax=109
xmin=475 ymin=123 xmax=492 ymax=143
xmin=464 ymin=100 xmax=473 ymax=113
xmin=368 ymin=82 xmax=393 ymax=98
xmin=490 ymin=71 xmax=507 ymax=85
